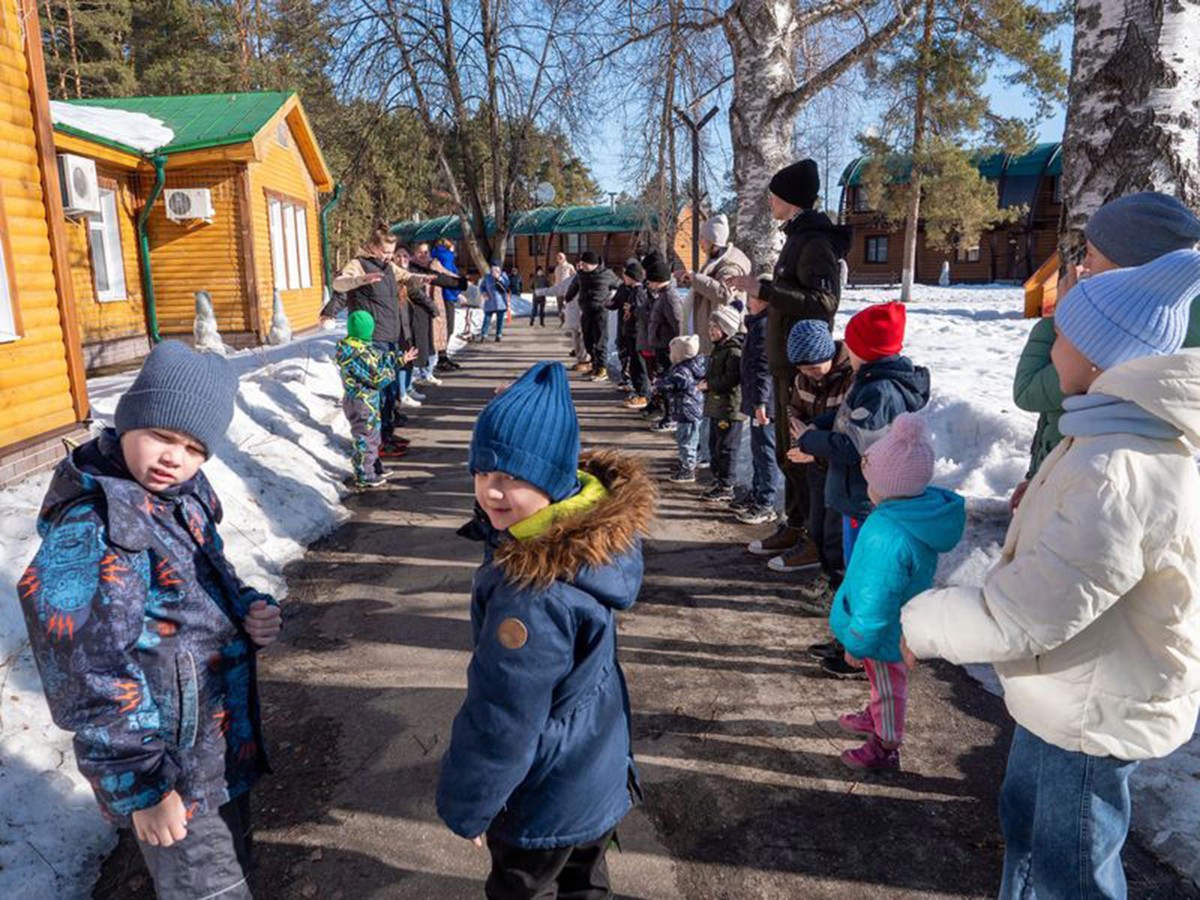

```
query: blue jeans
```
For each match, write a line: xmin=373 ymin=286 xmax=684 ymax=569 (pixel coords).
xmin=697 ymin=417 xmax=711 ymax=465
xmin=482 ymin=310 xmax=505 ymax=338
xmin=675 ymin=420 xmax=701 ymax=471
xmin=748 ymin=422 xmax=778 ymax=507
xmin=415 ymin=352 xmax=439 ymax=380
xmin=999 ymin=725 xmax=1137 ymax=900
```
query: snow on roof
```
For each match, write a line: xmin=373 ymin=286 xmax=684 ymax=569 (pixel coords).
xmin=49 ymin=100 xmax=175 ymax=154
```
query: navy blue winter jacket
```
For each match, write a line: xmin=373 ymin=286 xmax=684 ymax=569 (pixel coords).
xmin=739 ymin=308 xmax=772 ymax=417
xmin=20 ymin=430 xmax=272 ymax=823
xmin=437 ymin=452 xmax=653 ymax=849
xmin=799 ymin=355 xmax=931 ymax=519
xmin=656 ymin=355 xmax=708 ymax=424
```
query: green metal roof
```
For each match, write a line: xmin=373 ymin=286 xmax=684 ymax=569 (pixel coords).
xmin=64 ymin=92 xmax=293 ymax=155
xmin=839 ymin=141 xmax=1062 ymax=188
xmin=391 ymin=204 xmax=661 ymax=239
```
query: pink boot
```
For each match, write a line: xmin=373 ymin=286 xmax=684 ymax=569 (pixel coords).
xmin=838 ymin=709 xmax=875 ymax=736
xmin=841 ymin=734 xmax=900 ymax=771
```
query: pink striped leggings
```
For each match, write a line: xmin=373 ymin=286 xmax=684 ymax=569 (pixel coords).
xmin=863 ymin=658 xmax=909 ymax=746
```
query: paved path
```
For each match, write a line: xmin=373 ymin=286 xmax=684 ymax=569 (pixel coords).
xmin=97 ymin=319 xmax=1197 ymax=899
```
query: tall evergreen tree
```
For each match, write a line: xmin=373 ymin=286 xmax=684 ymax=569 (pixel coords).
xmin=42 ymin=0 xmax=136 ymax=99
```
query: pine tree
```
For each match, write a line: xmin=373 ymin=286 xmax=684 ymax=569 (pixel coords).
xmin=42 ymin=0 xmax=136 ymax=99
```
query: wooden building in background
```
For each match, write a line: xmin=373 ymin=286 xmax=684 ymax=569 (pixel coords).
xmin=838 ymin=143 xmax=1062 ymax=286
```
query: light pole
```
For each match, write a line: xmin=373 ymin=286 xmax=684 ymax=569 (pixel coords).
xmin=675 ymin=105 xmax=718 ymax=271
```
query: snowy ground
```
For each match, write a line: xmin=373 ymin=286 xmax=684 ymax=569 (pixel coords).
xmin=1 ymin=287 xmax=1197 ymax=894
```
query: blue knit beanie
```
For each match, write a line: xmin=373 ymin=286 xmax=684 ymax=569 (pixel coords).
xmin=1084 ymin=192 xmax=1200 ymax=268
xmin=1055 ymin=249 xmax=1200 ymax=371
xmin=114 ymin=341 xmax=238 ymax=456
xmin=469 ymin=361 xmax=580 ymax=501
xmin=787 ymin=319 xmax=836 ymax=365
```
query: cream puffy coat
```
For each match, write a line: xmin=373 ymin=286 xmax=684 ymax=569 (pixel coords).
xmin=902 ymin=351 xmax=1200 ymax=761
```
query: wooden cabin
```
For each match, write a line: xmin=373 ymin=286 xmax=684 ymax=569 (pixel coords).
xmin=52 ymin=91 xmax=335 ymax=363
xmin=391 ymin=204 xmax=696 ymax=283
xmin=838 ymin=143 xmax=1062 ymax=286
xmin=0 ymin=0 xmax=90 ymax=486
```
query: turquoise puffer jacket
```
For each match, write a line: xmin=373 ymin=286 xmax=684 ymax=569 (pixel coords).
xmin=830 ymin=487 xmax=965 ymax=662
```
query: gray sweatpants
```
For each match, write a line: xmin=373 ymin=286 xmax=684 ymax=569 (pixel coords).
xmin=138 ymin=794 xmax=253 ymax=899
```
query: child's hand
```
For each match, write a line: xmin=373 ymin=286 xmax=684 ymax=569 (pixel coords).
xmin=470 ymin=835 xmax=484 ymax=848
xmin=132 ymin=791 xmax=188 ymax=847
xmin=698 ymin=380 xmax=709 ymax=392
xmin=245 ymin=600 xmax=282 ymax=647
xmin=844 ymin=651 xmax=863 ymax=669
xmin=786 ymin=448 xmax=813 ymax=464
xmin=402 ymin=347 xmax=421 ymax=364
xmin=724 ymin=274 xmax=760 ymax=298
xmin=754 ymin=406 xmax=770 ymax=427
xmin=900 ymin=636 xmax=919 ymax=669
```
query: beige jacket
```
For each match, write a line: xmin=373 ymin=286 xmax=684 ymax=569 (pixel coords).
xmin=902 ymin=352 xmax=1200 ymax=761
xmin=689 ymin=244 xmax=751 ymax=353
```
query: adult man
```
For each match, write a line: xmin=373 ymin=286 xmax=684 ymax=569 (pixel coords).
xmin=565 ymin=251 xmax=621 ymax=381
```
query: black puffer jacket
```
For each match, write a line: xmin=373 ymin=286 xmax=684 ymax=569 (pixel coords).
xmin=648 ymin=284 xmax=683 ymax=351
xmin=703 ymin=335 xmax=745 ymax=422
xmin=759 ymin=211 xmax=852 ymax=374
xmin=566 ymin=266 xmax=621 ymax=312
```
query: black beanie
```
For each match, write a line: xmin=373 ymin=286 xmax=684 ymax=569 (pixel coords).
xmin=580 ymin=250 xmax=600 ymax=265
xmin=624 ymin=258 xmax=645 ymax=281
xmin=769 ymin=159 xmax=820 ymax=209
xmin=642 ymin=250 xmax=671 ymax=283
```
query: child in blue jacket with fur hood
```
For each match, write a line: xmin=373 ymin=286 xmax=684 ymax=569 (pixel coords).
xmin=438 ymin=361 xmax=654 ymax=900
xmin=831 ymin=413 xmax=964 ymax=771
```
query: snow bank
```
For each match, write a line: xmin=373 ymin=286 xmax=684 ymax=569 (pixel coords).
xmin=49 ymin=101 xmax=175 ymax=153
xmin=0 ymin=330 xmax=354 ymax=898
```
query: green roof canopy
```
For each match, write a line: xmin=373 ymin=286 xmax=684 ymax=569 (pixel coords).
xmin=840 ymin=141 xmax=1062 ymax=191
xmin=391 ymin=204 xmax=661 ymax=239
xmin=65 ymin=92 xmax=293 ymax=155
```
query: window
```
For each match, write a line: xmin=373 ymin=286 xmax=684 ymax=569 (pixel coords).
xmin=956 ymin=244 xmax=981 ymax=263
xmin=865 ymin=235 xmax=888 ymax=264
xmin=853 ymin=188 xmax=871 ymax=213
xmin=276 ymin=121 xmax=290 ymax=147
xmin=88 ymin=188 xmax=128 ymax=301
xmin=528 ymin=235 xmax=545 ymax=257
xmin=268 ymin=196 xmax=314 ymax=291
xmin=505 ymin=234 xmax=516 ymax=256
xmin=564 ymin=233 xmax=583 ymax=254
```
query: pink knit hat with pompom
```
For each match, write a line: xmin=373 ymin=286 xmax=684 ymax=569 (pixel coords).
xmin=862 ymin=413 xmax=935 ymax=501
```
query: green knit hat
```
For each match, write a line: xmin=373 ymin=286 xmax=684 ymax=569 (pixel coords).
xmin=346 ymin=310 xmax=375 ymax=341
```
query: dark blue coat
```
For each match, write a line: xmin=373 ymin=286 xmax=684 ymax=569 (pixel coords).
xmin=19 ymin=430 xmax=271 ymax=823
xmin=739 ymin=308 xmax=772 ymax=416
xmin=799 ymin=355 xmax=931 ymax=519
xmin=437 ymin=452 xmax=653 ymax=849
xmin=657 ymin=355 xmax=708 ymax=423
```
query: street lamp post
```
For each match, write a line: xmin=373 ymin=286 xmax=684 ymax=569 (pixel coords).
xmin=675 ymin=105 xmax=718 ymax=271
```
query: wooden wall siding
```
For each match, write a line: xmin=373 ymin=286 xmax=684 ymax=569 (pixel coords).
xmin=248 ymin=121 xmax=323 ymax=333
xmin=66 ymin=166 xmax=145 ymax=345
xmin=145 ymin=165 xmax=250 ymax=336
xmin=0 ymin=0 xmax=79 ymax=448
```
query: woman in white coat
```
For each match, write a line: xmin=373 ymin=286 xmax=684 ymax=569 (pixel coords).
xmin=901 ymin=249 xmax=1200 ymax=899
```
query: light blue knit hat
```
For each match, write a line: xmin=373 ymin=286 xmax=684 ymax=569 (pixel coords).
xmin=787 ymin=319 xmax=836 ymax=365
xmin=469 ymin=361 xmax=580 ymax=501
xmin=1055 ymin=248 xmax=1200 ymax=371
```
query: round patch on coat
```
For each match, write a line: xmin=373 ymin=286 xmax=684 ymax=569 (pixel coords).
xmin=497 ymin=617 xmax=529 ymax=649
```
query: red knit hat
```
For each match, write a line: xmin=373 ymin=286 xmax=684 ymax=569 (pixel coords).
xmin=845 ymin=302 xmax=906 ymax=361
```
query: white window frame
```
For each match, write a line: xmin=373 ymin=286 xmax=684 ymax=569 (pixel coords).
xmin=505 ymin=233 xmax=516 ymax=256
xmin=564 ymin=232 xmax=583 ymax=255
xmin=0 ymin=225 xmax=16 ymax=343
xmin=89 ymin=187 xmax=128 ymax=302
xmin=267 ymin=195 xmax=314 ymax=291
xmin=268 ymin=198 xmax=287 ymax=288
xmin=295 ymin=206 xmax=312 ymax=288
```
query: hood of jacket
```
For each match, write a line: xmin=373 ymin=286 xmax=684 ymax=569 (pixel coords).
xmin=704 ymin=244 xmax=752 ymax=278
xmin=873 ymin=487 xmax=966 ymax=554
xmin=490 ymin=450 xmax=656 ymax=605
xmin=673 ymin=354 xmax=709 ymax=380
xmin=783 ymin=210 xmax=852 ymax=259
xmin=855 ymin=354 xmax=931 ymax=407
xmin=1090 ymin=350 xmax=1200 ymax=445
xmin=39 ymin=429 xmax=218 ymax=551
xmin=430 ymin=244 xmax=457 ymax=271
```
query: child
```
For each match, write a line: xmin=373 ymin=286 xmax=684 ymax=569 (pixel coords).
xmin=734 ymin=291 xmax=778 ymax=522
xmin=337 ymin=310 xmax=410 ymax=488
xmin=19 ymin=341 xmax=282 ymax=900
xmin=645 ymin=251 xmax=684 ymax=427
xmin=700 ymin=306 xmax=746 ymax=502
xmin=831 ymin=414 xmax=965 ymax=771
xmin=621 ymin=259 xmax=653 ymax=409
xmin=530 ymin=266 xmax=550 ymax=326
xmin=902 ymin=249 xmax=1200 ymax=898
xmin=794 ymin=302 xmax=929 ymax=677
xmin=766 ymin=321 xmax=855 ymax=579
xmin=655 ymin=334 xmax=707 ymax=483
xmin=437 ymin=361 xmax=653 ymax=900
xmin=480 ymin=262 xmax=509 ymax=342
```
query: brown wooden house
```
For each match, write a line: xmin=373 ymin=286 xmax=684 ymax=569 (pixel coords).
xmin=838 ymin=143 xmax=1062 ymax=286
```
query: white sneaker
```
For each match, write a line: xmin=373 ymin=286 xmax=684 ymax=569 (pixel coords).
xmin=409 ymin=390 xmax=427 ymax=401
xmin=424 ymin=375 xmax=444 ymax=386
xmin=401 ymin=394 xmax=422 ymax=408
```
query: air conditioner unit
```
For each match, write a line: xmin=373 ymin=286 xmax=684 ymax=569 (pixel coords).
xmin=164 ymin=188 xmax=216 ymax=224
xmin=58 ymin=153 xmax=101 ymax=217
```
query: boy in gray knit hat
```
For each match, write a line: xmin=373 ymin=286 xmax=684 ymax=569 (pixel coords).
xmin=20 ymin=341 xmax=279 ymax=899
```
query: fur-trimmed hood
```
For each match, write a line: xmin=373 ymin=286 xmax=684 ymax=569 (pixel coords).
xmin=470 ymin=450 xmax=657 ymax=598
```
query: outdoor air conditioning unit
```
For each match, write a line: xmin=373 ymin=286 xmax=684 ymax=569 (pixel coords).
xmin=164 ymin=188 xmax=216 ymax=224
xmin=58 ymin=153 xmax=101 ymax=217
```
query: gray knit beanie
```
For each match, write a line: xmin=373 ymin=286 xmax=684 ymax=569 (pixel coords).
xmin=115 ymin=341 xmax=238 ymax=456
xmin=1084 ymin=192 xmax=1200 ymax=268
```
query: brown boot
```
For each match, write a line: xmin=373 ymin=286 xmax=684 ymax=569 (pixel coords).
xmin=768 ymin=543 xmax=822 ymax=573
xmin=624 ymin=395 xmax=649 ymax=409
xmin=747 ymin=523 xmax=804 ymax=556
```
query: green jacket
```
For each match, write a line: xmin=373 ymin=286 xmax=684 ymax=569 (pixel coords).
xmin=703 ymin=335 xmax=746 ymax=422
xmin=1015 ymin=302 xmax=1200 ymax=479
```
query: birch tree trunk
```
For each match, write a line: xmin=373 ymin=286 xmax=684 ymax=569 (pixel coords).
xmin=1059 ymin=0 xmax=1200 ymax=260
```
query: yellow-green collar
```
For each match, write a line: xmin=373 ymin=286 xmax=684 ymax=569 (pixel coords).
xmin=508 ymin=470 xmax=609 ymax=541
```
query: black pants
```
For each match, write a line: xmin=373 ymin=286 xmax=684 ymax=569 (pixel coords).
xmin=773 ymin=371 xmax=810 ymax=529
xmin=804 ymin=463 xmax=844 ymax=577
xmin=530 ymin=297 xmax=546 ymax=326
xmin=617 ymin=330 xmax=635 ymax=383
xmin=486 ymin=829 xmax=614 ymax=900
xmin=138 ymin=794 xmax=253 ymax=900
xmin=580 ymin=306 xmax=608 ymax=373
xmin=445 ymin=299 xmax=457 ymax=338
xmin=652 ymin=348 xmax=672 ymax=422
xmin=708 ymin=418 xmax=744 ymax=487
xmin=630 ymin=349 xmax=652 ymax=397
xmin=375 ymin=341 xmax=400 ymax=442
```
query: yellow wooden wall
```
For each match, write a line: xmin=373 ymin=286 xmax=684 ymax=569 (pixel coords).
xmin=247 ymin=116 xmax=324 ymax=333
xmin=146 ymin=164 xmax=251 ymax=337
xmin=0 ymin=0 xmax=78 ymax=447
xmin=66 ymin=165 xmax=145 ymax=345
